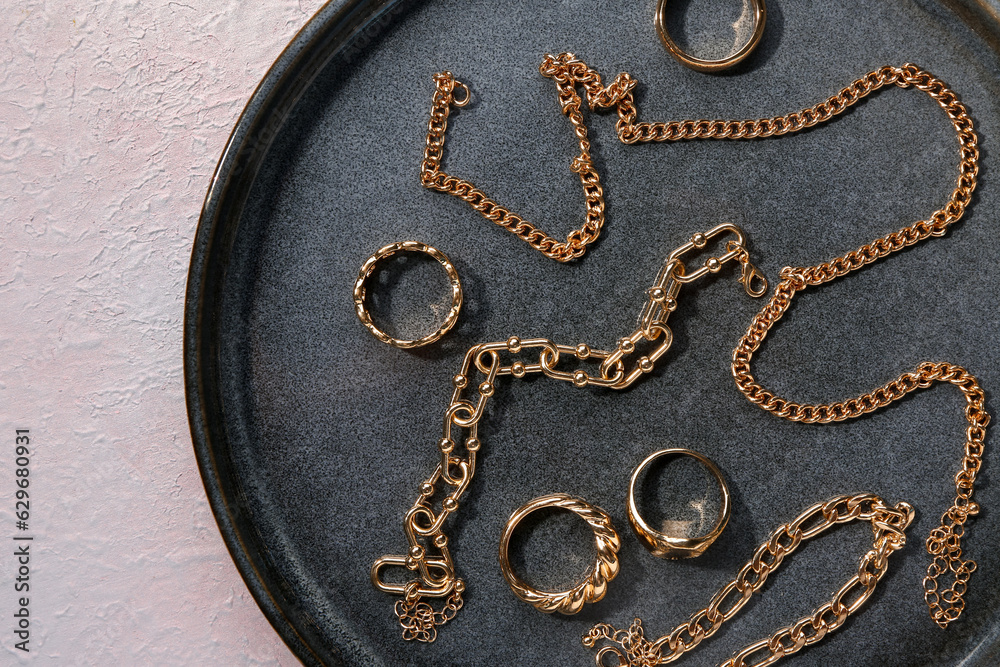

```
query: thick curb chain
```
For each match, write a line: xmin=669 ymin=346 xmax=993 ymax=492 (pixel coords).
xmin=583 ymin=494 xmax=914 ymax=667
xmin=728 ymin=64 xmax=984 ymax=629
xmin=422 ymin=55 xmax=933 ymax=262
xmin=421 ymin=70 xmax=604 ymax=262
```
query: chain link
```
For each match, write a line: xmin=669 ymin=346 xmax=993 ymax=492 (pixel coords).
xmin=372 ymin=225 xmax=765 ymax=640
xmin=583 ymin=495 xmax=914 ymax=667
xmin=394 ymin=580 xmax=464 ymax=643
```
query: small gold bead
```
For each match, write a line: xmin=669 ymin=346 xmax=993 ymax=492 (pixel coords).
xmin=691 ymin=232 xmax=707 ymax=248
xmin=410 ymin=545 xmax=425 ymax=560
xmin=453 ymin=374 xmax=468 ymax=389
xmin=639 ymin=356 xmax=653 ymax=373
xmin=575 ymin=343 xmax=591 ymax=359
xmin=419 ymin=482 xmax=435 ymax=496
xmin=507 ymin=336 xmax=522 ymax=353
xmin=465 ymin=437 xmax=481 ymax=452
xmin=573 ymin=370 xmax=589 ymax=387
xmin=479 ymin=381 xmax=494 ymax=396
xmin=405 ymin=557 xmax=419 ymax=570
xmin=706 ymin=257 xmax=721 ymax=273
xmin=619 ymin=338 xmax=636 ymax=354
xmin=442 ymin=497 xmax=458 ymax=512
xmin=438 ymin=438 xmax=454 ymax=453
xmin=454 ymin=579 xmax=466 ymax=593
xmin=511 ymin=361 xmax=526 ymax=378
xmin=649 ymin=287 xmax=666 ymax=302
xmin=664 ymin=297 xmax=677 ymax=312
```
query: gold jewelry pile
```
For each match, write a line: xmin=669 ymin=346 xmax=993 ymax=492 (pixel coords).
xmin=368 ymin=50 xmax=987 ymax=666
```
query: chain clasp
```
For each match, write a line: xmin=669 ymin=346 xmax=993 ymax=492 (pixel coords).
xmin=739 ymin=254 xmax=768 ymax=297
xmin=639 ymin=224 xmax=766 ymax=331
xmin=608 ymin=224 xmax=767 ymax=387
xmin=371 ymin=554 xmax=457 ymax=598
xmin=669 ymin=224 xmax=768 ymax=297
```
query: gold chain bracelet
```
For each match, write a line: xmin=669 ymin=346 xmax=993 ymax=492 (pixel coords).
xmin=584 ymin=494 xmax=914 ymax=667
xmin=372 ymin=223 xmax=768 ymax=642
xmin=421 ymin=71 xmax=606 ymax=262
xmin=424 ymin=54 xmax=975 ymax=263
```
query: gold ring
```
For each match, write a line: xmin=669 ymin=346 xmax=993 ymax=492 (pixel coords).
xmin=655 ymin=0 xmax=766 ymax=73
xmin=498 ymin=493 xmax=621 ymax=614
xmin=353 ymin=241 xmax=462 ymax=349
xmin=628 ymin=448 xmax=730 ymax=558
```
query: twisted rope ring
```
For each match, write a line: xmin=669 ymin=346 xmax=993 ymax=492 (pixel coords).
xmin=499 ymin=493 xmax=621 ymax=614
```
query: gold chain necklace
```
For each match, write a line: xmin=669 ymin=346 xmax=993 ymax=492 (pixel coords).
xmin=381 ymin=53 xmax=987 ymax=655
xmin=424 ymin=54 xmax=976 ymax=263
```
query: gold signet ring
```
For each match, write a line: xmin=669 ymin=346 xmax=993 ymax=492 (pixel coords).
xmin=498 ymin=494 xmax=621 ymax=614
xmin=353 ymin=241 xmax=462 ymax=349
xmin=655 ymin=0 xmax=766 ymax=73
xmin=627 ymin=449 xmax=730 ymax=558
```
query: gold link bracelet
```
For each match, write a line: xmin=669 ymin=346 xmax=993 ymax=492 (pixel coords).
xmin=424 ymin=54 xmax=973 ymax=262
xmin=584 ymin=494 xmax=914 ymax=666
xmin=383 ymin=54 xmax=988 ymax=650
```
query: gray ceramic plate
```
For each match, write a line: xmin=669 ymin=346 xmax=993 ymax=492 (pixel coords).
xmin=185 ymin=1 xmax=1000 ymax=665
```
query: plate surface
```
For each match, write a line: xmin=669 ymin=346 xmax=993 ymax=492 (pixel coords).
xmin=185 ymin=0 xmax=1000 ymax=664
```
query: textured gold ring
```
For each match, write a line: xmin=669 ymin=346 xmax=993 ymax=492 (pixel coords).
xmin=628 ymin=448 xmax=730 ymax=558
xmin=498 ymin=493 xmax=621 ymax=614
xmin=655 ymin=0 xmax=766 ymax=73
xmin=353 ymin=241 xmax=462 ymax=349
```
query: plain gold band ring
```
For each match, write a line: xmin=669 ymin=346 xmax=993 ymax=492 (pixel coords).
xmin=628 ymin=448 xmax=730 ymax=559
xmin=655 ymin=0 xmax=767 ymax=73
xmin=353 ymin=241 xmax=462 ymax=349
xmin=498 ymin=493 xmax=621 ymax=614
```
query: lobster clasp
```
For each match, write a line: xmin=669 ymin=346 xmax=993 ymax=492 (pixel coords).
xmin=740 ymin=259 xmax=768 ymax=297
xmin=665 ymin=223 xmax=768 ymax=298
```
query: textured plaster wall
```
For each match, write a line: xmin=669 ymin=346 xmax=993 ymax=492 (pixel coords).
xmin=0 ymin=1 xmax=328 ymax=663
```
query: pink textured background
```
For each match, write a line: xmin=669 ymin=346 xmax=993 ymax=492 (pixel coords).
xmin=0 ymin=1 xmax=328 ymax=663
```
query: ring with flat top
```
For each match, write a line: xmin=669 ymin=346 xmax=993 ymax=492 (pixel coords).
xmin=655 ymin=0 xmax=766 ymax=73
xmin=628 ymin=448 xmax=730 ymax=559
xmin=353 ymin=241 xmax=462 ymax=349
xmin=498 ymin=493 xmax=621 ymax=614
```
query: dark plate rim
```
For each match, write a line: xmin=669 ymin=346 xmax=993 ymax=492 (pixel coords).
xmin=183 ymin=1 xmax=1000 ymax=665
xmin=183 ymin=1 xmax=402 ymax=665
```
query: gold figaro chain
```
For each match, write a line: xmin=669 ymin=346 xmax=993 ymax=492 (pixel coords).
xmin=584 ymin=494 xmax=914 ymax=666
